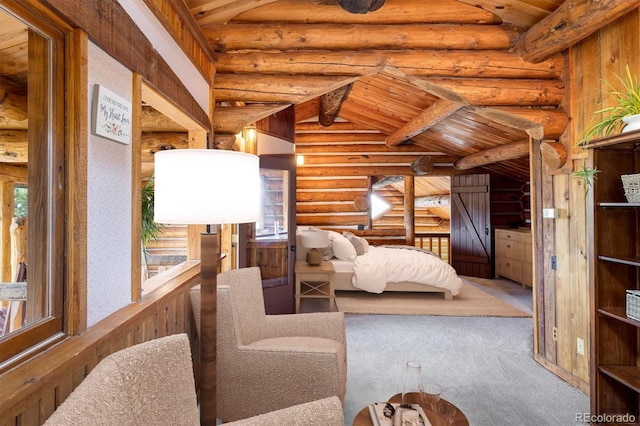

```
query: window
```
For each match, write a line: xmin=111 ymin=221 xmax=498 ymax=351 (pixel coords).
xmin=255 ymin=168 xmax=289 ymax=238
xmin=0 ymin=1 xmax=66 ymax=368
xmin=371 ymin=192 xmax=392 ymax=220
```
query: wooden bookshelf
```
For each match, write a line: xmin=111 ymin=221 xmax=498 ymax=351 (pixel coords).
xmin=586 ymin=131 xmax=640 ymax=424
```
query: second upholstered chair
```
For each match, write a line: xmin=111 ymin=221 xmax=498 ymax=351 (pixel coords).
xmin=190 ymin=267 xmax=347 ymax=422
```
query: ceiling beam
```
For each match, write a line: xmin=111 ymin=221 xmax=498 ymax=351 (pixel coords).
xmin=214 ymin=74 xmax=358 ymax=103
xmin=386 ymin=99 xmax=465 ymax=146
xmin=213 ymin=104 xmax=290 ymax=134
xmin=453 ymin=140 xmax=529 ymax=170
xmin=514 ymin=0 xmax=640 ymax=63
xmin=215 ymin=50 xmax=562 ymax=79
xmin=319 ymin=84 xmax=352 ymax=127
xmin=202 ymin=23 xmax=520 ymax=51
xmin=229 ymin=0 xmax=499 ymax=25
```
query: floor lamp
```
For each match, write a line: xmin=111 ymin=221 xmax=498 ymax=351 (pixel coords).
xmin=153 ymin=149 xmax=260 ymax=426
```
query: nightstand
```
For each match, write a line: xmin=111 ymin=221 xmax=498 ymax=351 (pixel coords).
xmin=295 ymin=260 xmax=335 ymax=313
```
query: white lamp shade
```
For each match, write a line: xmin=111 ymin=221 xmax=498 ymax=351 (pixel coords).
xmin=154 ymin=149 xmax=260 ymax=225
xmin=300 ymin=230 xmax=329 ymax=249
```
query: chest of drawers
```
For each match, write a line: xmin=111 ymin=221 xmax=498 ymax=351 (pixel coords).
xmin=495 ymin=228 xmax=532 ymax=287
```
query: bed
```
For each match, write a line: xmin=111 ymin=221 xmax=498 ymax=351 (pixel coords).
xmin=296 ymin=229 xmax=463 ymax=299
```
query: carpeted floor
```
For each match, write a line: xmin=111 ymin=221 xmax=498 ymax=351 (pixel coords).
xmin=301 ymin=276 xmax=589 ymax=425
xmin=334 ymin=278 xmax=531 ymax=317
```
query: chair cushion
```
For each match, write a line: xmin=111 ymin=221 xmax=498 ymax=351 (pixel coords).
xmin=247 ymin=336 xmax=343 ymax=354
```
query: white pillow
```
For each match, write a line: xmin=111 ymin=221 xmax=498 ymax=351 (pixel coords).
xmin=360 ymin=236 xmax=370 ymax=253
xmin=328 ymin=231 xmax=357 ymax=261
xmin=343 ymin=231 xmax=368 ymax=256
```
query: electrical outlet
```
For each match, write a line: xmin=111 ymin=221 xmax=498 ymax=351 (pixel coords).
xmin=551 ymin=256 xmax=557 ymax=270
xmin=577 ymin=338 xmax=585 ymax=355
xmin=552 ymin=327 xmax=558 ymax=341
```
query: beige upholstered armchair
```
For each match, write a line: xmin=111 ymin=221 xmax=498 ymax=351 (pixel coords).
xmin=190 ymin=267 xmax=347 ymax=422
xmin=43 ymin=333 xmax=344 ymax=426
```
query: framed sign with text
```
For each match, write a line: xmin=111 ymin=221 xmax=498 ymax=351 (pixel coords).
xmin=91 ymin=84 xmax=132 ymax=145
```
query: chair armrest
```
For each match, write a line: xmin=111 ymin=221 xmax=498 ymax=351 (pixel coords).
xmin=222 ymin=396 xmax=343 ymax=426
xmin=263 ymin=312 xmax=345 ymax=343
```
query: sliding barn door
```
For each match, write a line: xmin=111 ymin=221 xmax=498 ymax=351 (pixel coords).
xmin=451 ymin=174 xmax=492 ymax=278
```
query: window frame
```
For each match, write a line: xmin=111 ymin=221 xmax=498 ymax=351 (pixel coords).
xmin=0 ymin=0 xmax=69 ymax=369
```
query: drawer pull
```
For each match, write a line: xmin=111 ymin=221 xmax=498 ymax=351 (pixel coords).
xmin=506 ymin=244 xmax=511 ymax=248
xmin=506 ymin=262 xmax=510 ymax=267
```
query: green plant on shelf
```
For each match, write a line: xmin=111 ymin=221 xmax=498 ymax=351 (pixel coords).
xmin=578 ymin=65 xmax=640 ymax=146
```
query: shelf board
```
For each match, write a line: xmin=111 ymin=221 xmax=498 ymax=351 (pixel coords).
xmin=585 ymin=129 xmax=640 ymax=149
xmin=598 ymin=255 xmax=640 ymax=267
xmin=598 ymin=307 xmax=640 ymax=326
xmin=600 ymin=365 xmax=640 ymax=393
xmin=598 ymin=202 xmax=640 ymax=208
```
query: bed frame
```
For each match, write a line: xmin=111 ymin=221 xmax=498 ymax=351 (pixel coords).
xmin=295 ymin=234 xmax=454 ymax=300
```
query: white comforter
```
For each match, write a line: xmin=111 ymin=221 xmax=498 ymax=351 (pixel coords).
xmin=351 ymin=246 xmax=463 ymax=295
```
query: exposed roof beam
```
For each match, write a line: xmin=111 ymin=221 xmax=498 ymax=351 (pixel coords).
xmin=514 ymin=0 xmax=640 ymax=63
xmin=187 ymin=0 xmax=279 ymax=25
xmin=386 ymin=99 xmax=465 ymax=146
xmin=215 ymin=49 xmax=562 ymax=79
xmin=453 ymin=140 xmax=529 ymax=170
xmin=213 ymin=104 xmax=290 ymax=134
xmin=230 ymin=0 xmax=499 ymax=25
xmin=319 ymin=84 xmax=352 ymax=127
xmin=214 ymin=74 xmax=358 ymax=103
xmin=202 ymin=23 xmax=520 ymax=51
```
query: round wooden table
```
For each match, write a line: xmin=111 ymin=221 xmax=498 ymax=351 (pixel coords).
xmin=353 ymin=393 xmax=469 ymax=426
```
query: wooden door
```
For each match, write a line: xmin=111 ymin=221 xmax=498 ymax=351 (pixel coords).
xmin=450 ymin=174 xmax=492 ymax=278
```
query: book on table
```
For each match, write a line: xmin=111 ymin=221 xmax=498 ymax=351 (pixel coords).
xmin=368 ymin=402 xmax=431 ymax=426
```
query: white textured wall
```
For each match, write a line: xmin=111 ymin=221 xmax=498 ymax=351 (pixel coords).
xmin=86 ymin=41 xmax=133 ymax=327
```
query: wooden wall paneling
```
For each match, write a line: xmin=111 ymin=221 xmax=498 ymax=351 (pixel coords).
xmin=65 ymin=28 xmax=88 ymax=334
xmin=552 ymin=173 xmax=572 ymax=373
xmin=132 ymin=74 xmax=143 ymax=302
xmin=568 ymin=164 xmax=589 ymax=381
xmin=540 ymin=160 xmax=557 ymax=363
xmin=0 ymin=263 xmax=200 ymax=424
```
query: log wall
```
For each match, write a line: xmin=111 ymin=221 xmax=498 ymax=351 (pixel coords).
xmin=295 ymin=121 xmax=451 ymax=239
xmin=535 ymin=9 xmax=640 ymax=391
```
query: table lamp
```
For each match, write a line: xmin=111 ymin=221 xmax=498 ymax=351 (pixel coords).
xmin=154 ymin=148 xmax=260 ymax=426
xmin=300 ymin=230 xmax=329 ymax=266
